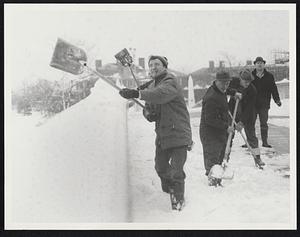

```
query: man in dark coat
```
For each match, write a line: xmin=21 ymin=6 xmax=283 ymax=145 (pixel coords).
xmin=251 ymin=57 xmax=281 ymax=148
xmin=227 ymin=68 xmax=265 ymax=167
xmin=119 ymin=55 xmax=192 ymax=209
xmin=199 ymin=71 xmax=235 ymax=186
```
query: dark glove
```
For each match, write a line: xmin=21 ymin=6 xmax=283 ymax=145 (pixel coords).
xmin=143 ymin=108 xmax=158 ymax=122
xmin=276 ymin=101 xmax=282 ymax=107
xmin=119 ymin=88 xmax=139 ymax=99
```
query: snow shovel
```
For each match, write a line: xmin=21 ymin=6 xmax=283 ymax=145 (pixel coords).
xmin=209 ymin=98 xmax=240 ymax=180
xmin=114 ymin=48 xmax=140 ymax=87
xmin=228 ymin=111 xmax=264 ymax=169
xmin=49 ymin=38 xmax=145 ymax=109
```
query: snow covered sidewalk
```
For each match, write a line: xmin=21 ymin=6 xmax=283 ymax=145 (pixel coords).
xmin=128 ymin=110 xmax=292 ymax=227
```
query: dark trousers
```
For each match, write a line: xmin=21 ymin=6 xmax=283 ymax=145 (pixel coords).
xmin=200 ymin=128 xmax=226 ymax=175
xmin=155 ymin=145 xmax=187 ymax=200
xmin=255 ymin=108 xmax=269 ymax=143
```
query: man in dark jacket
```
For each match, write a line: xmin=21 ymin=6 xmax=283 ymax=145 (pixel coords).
xmin=199 ymin=71 xmax=235 ymax=186
xmin=251 ymin=57 xmax=281 ymax=148
xmin=119 ymin=55 xmax=192 ymax=210
xmin=227 ymin=69 xmax=265 ymax=167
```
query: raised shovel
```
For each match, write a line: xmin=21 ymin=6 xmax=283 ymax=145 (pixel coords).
xmin=49 ymin=38 xmax=145 ymax=108
xmin=114 ymin=48 xmax=140 ymax=87
xmin=208 ymin=97 xmax=240 ymax=180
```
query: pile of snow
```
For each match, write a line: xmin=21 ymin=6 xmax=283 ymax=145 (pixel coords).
xmin=269 ymin=98 xmax=289 ymax=117
xmin=6 ymin=79 xmax=129 ymax=226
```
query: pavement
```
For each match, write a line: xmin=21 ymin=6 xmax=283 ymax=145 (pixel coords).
xmin=255 ymin=121 xmax=290 ymax=155
xmin=189 ymin=110 xmax=290 ymax=155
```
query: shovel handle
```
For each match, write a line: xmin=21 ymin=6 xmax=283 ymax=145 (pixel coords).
xmin=86 ymin=66 xmax=145 ymax=109
xmin=228 ymin=111 xmax=256 ymax=159
xmin=129 ymin=65 xmax=140 ymax=88
xmin=223 ymin=98 xmax=240 ymax=161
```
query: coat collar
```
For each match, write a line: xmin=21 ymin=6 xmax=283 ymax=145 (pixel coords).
xmin=153 ymin=70 xmax=168 ymax=85
xmin=212 ymin=81 xmax=226 ymax=95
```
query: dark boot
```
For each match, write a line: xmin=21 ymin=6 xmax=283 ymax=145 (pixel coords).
xmin=261 ymin=129 xmax=272 ymax=148
xmin=254 ymin=155 xmax=265 ymax=166
xmin=208 ymin=176 xmax=222 ymax=187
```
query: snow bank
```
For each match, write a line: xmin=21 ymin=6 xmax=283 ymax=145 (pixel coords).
xmin=269 ymin=98 xmax=289 ymax=117
xmin=6 ymin=79 xmax=129 ymax=226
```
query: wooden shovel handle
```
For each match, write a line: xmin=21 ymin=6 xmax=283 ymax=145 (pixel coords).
xmin=224 ymin=98 xmax=240 ymax=161
xmin=86 ymin=66 xmax=145 ymax=109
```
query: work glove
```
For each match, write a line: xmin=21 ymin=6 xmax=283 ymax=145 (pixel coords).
xmin=143 ymin=108 xmax=158 ymax=122
xmin=275 ymin=100 xmax=282 ymax=107
xmin=235 ymin=121 xmax=244 ymax=132
xmin=234 ymin=92 xmax=242 ymax=100
xmin=119 ymin=88 xmax=139 ymax=99
xmin=227 ymin=125 xmax=235 ymax=134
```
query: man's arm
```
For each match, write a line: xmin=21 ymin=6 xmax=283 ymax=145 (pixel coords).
xmin=140 ymin=78 xmax=178 ymax=104
xmin=270 ymin=74 xmax=281 ymax=103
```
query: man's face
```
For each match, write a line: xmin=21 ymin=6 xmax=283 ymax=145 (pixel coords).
xmin=149 ymin=59 xmax=166 ymax=78
xmin=215 ymin=80 xmax=231 ymax=92
xmin=240 ymin=79 xmax=251 ymax=88
xmin=255 ymin=61 xmax=265 ymax=71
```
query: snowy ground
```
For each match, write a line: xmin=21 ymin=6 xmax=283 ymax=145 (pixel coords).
xmin=127 ymin=99 xmax=293 ymax=228
xmin=5 ymin=80 xmax=294 ymax=229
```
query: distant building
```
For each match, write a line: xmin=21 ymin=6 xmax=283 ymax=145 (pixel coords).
xmin=138 ymin=58 xmax=145 ymax=69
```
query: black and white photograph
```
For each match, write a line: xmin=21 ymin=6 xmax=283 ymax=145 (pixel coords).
xmin=4 ymin=3 xmax=296 ymax=229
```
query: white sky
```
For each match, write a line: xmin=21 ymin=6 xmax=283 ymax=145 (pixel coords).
xmin=5 ymin=4 xmax=292 ymax=90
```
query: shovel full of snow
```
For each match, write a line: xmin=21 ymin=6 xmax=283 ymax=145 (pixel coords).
xmin=49 ymin=38 xmax=145 ymax=108
xmin=114 ymin=48 xmax=140 ymax=87
xmin=209 ymin=98 xmax=240 ymax=181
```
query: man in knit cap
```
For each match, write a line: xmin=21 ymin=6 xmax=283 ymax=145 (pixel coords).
xmin=227 ymin=68 xmax=265 ymax=167
xmin=119 ymin=55 xmax=192 ymax=211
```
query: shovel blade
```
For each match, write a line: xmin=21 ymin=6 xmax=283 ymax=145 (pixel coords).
xmin=115 ymin=48 xmax=133 ymax=66
xmin=50 ymin=38 xmax=87 ymax=75
xmin=209 ymin=164 xmax=234 ymax=180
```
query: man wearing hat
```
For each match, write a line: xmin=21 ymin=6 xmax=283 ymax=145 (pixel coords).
xmin=227 ymin=68 xmax=265 ymax=167
xmin=199 ymin=71 xmax=235 ymax=186
xmin=251 ymin=57 xmax=281 ymax=148
xmin=119 ymin=55 xmax=192 ymax=210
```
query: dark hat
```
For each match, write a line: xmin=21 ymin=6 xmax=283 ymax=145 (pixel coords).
xmin=148 ymin=55 xmax=168 ymax=68
xmin=216 ymin=71 xmax=232 ymax=81
xmin=253 ymin=56 xmax=266 ymax=64
xmin=239 ymin=68 xmax=254 ymax=81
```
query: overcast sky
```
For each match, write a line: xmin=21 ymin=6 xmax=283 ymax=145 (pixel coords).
xmin=5 ymin=4 xmax=292 ymax=89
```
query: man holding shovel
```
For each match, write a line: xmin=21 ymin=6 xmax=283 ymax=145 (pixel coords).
xmin=199 ymin=71 xmax=235 ymax=186
xmin=227 ymin=69 xmax=265 ymax=167
xmin=119 ymin=55 xmax=192 ymax=211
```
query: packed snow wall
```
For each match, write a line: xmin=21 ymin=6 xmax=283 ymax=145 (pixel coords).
xmin=6 ymin=79 xmax=130 ymax=225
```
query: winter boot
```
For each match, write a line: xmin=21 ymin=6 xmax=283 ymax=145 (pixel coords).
xmin=254 ymin=155 xmax=265 ymax=167
xmin=169 ymin=189 xmax=185 ymax=211
xmin=261 ymin=129 xmax=272 ymax=148
xmin=208 ymin=176 xmax=222 ymax=187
